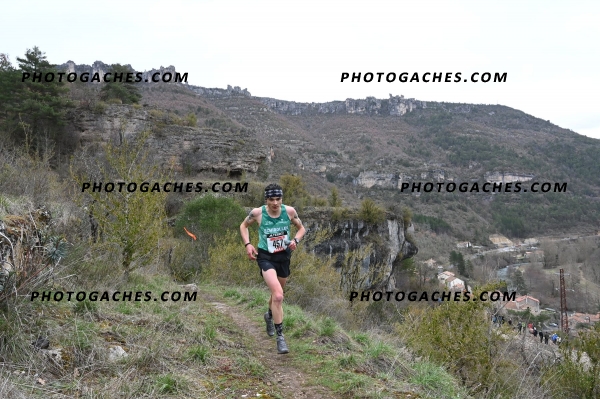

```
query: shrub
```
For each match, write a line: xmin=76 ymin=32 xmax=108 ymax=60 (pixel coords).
xmin=413 ymin=214 xmax=451 ymax=234
xmin=332 ymin=207 xmax=351 ymax=221
xmin=70 ymin=130 xmax=171 ymax=280
xmin=329 ymin=187 xmax=342 ymax=207
xmin=358 ymin=198 xmax=385 ymax=224
xmin=398 ymin=282 xmax=518 ymax=398
xmin=174 ymin=195 xmax=246 ymax=245
xmin=93 ymin=101 xmax=107 ymax=114
xmin=542 ymin=323 xmax=600 ymax=398
xmin=186 ymin=113 xmax=197 ymax=127
xmin=205 ymin=231 xmax=259 ymax=286
xmin=280 ymin=174 xmax=310 ymax=209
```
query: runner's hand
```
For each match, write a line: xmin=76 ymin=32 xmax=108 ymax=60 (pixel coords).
xmin=246 ymin=244 xmax=257 ymax=260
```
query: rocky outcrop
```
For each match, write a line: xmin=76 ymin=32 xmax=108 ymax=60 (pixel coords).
xmin=353 ymin=171 xmax=398 ymax=189
xmin=187 ymin=84 xmax=251 ymax=97
xmin=484 ymin=171 xmax=535 ymax=183
xmin=71 ymin=104 xmax=266 ymax=174
xmin=302 ymin=208 xmax=418 ymax=291
xmin=353 ymin=170 xmax=535 ymax=190
xmin=56 ymin=61 xmax=180 ymax=84
xmin=259 ymin=94 xmax=426 ymax=117
xmin=352 ymin=171 xmax=422 ymax=189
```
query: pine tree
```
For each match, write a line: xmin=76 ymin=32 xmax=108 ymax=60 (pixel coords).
xmin=100 ymin=64 xmax=141 ymax=104
xmin=0 ymin=54 xmax=20 ymax=120
xmin=450 ymin=250 xmax=467 ymax=276
xmin=16 ymin=47 xmax=71 ymax=131
xmin=329 ymin=186 xmax=342 ymax=207
xmin=0 ymin=47 xmax=72 ymax=152
xmin=512 ymin=269 xmax=527 ymax=294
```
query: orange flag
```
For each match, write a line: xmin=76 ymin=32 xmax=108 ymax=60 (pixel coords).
xmin=183 ymin=227 xmax=197 ymax=241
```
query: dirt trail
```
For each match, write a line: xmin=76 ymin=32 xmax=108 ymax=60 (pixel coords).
xmin=205 ymin=294 xmax=335 ymax=399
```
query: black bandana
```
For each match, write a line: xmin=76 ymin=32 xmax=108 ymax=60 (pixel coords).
xmin=265 ymin=189 xmax=283 ymax=199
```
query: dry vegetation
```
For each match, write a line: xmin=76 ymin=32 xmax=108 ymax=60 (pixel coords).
xmin=1 ymin=61 xmax=600 ymax=397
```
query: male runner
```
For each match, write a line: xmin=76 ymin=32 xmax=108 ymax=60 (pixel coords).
xmin=239 ymin=183 xmax=306 ymax=354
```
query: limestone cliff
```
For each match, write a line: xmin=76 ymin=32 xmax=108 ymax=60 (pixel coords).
xmin=70 ymin=104 xmax=266 ymax=174
xmin=57 ymin=61 xmax=178 ymax=84
xmin=302 ymin=208 xmax=418 ymax=291
xmin=259 ymin=94 xmax=425 ymax=117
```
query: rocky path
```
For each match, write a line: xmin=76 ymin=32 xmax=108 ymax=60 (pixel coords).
xmin=204 ymin=293 xmax=335 ymax=399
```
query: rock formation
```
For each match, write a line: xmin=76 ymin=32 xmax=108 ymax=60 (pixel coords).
xmin=70 ymin=104 xmax=266 ymax=175
xmin=302 ymin=208 xmax=418 ymax=291
xmin=56 ymin=61 xmax=179 ymax=84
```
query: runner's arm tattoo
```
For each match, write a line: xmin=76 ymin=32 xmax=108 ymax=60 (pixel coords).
xmin=246 ymin=209 xmax=255 ymax=224
xmin=292 ymin=211 xmax=302 ymax=226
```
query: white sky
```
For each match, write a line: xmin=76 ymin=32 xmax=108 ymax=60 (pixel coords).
xmin=3 ymin=0 xmax=599 ymax=139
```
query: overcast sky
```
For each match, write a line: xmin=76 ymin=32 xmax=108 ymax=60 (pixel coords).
xmin=3 ymin=0 xmax=599 ymax=139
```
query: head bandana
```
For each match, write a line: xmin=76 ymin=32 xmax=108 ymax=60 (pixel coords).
xmin=265 ymin=188 xmax=283 ymax=199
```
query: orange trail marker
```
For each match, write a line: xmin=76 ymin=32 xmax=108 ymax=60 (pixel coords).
xmin=183 ymin=227 xmax=197 ymax=241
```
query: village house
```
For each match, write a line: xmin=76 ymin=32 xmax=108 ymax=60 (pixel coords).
xmin=504 ymin=295 xmax=541 ymax=314
xmin=437 ymin=271 xmax=454 ymax=283
xmin=569 ymin=312 xmax=600 ymax=327
xmin=437 ymin=271 xmax=465 ymax=291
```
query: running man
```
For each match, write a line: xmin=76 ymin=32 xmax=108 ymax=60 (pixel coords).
xmin=239 ymin=183 xmax=306 ymax=354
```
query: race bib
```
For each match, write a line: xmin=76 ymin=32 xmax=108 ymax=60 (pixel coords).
xmin=267 ymin=230 xmax=288 ymax=253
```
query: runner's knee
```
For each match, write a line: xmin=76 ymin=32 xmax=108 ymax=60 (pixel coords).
xmin=272 ymin=291 xmax=284 ymax=304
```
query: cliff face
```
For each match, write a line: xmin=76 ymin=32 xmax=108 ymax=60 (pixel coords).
xmin=353 ymin=170 xmax=536 ymax=190
xmin=302 ymin=208 xmax=418 ymax=291
xmin=259 ymin=95 xmax=425 ymax=117
xmin=70 ymin=105 xmax=266 ymax=174
xmin=57 ymin=61 xmax=178 ymax=83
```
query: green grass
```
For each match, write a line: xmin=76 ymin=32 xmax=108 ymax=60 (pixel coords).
xmin=186 ymin=345 xmax=210 ymax=364
xmin=155 ymin=373 xmax=186 ymax=394
xmin=236 ymin=355 xmax=267 ymax=378
xmin=0 ymin=273 xmax=469 ymax=399
xmin=366 ymin=339 xmax=392 ymax=359
xmin=319 ymin=317 xmax=337 ymax=337
xmin=351 ymin=332 xmax=370 ymax=346
xmin=73 ymin=299 xmax=98 ymax=314
xmin=410 ymin=361 xmax=462 ymax=398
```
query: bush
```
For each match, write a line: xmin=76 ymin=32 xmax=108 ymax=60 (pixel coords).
xmin=358 ymin=198 xmax=385 ymax=224
xmin=71 ymin=130 xmax=170 ymax=280
xmin=413 ymin=214 xmax=451 ymax=234
xmin=329 ymin=187 xmax=342 ymax=207
xmin=332 ymin=207 xmax=351 ymax=221
xmin=186 ymin=113 xmax=197 ymax=127
xmin=280 ymin=174 xmax=310 ymax=209
xmin=398 ymin=282 xmax=520 ymax=398
xmin=542 ymin=323 xmax=600 ymax=398
xmin=174 ymin=195 xmax=246 ymax=245
xmin=93 ymin=101 xmax=107 ymax=114
xmin=205 ymin=231 xmax=260 ymax=286
xmin=168 ymin=239 xmax=205 ymax=282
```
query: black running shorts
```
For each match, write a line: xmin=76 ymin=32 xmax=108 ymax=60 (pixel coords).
xmin=257 ymin=249 xmax=291 ymax=278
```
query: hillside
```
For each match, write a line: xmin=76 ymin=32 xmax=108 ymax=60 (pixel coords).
xmin=0 ymin=276 xmax=469 ymax=399
xmin=140 ymin=83 xmax=600 ymax=241
xmin=2 ymin=57 xmax=600 ymax=399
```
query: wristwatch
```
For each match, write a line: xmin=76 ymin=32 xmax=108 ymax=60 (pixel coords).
xmin=293 ymin=238 xmax=299 ymax=244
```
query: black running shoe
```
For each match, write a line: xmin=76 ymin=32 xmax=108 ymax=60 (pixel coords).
xmin=264 ymin=311 xmax=275 ymax=337
xmin=276 ymin=335 xmax=289 ymax=354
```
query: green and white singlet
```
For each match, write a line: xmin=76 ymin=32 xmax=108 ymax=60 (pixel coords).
xmin=258 ymin=204 xmax=291 ymax=254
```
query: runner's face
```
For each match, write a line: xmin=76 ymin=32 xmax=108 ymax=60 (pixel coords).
xmin=266 ymin=197 xmax=282 ymax=211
